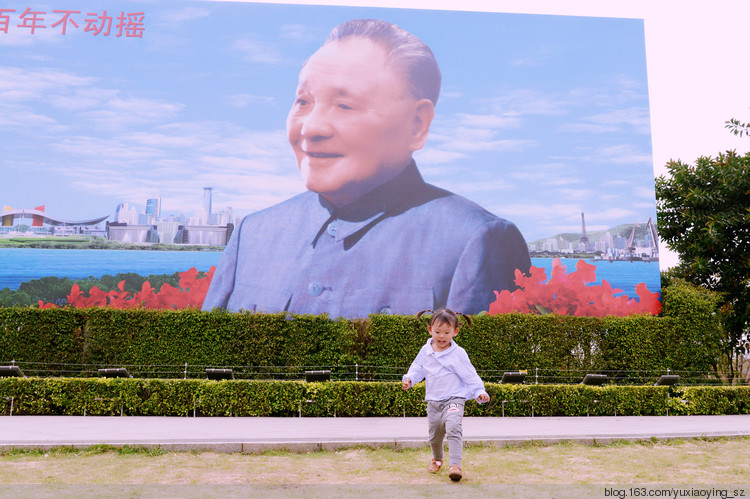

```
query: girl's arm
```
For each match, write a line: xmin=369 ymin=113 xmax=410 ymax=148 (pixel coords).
xmin=403 ymin=349 xmax=427 ymax=389
xmin=455 ymin=350 xmax=489 ymax=401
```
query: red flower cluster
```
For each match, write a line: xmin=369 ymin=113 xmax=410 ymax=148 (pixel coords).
xmin=38 ymin=266 xmax=215 ymax=310
xmin=488 ymin=258 xmax=661 ymax=317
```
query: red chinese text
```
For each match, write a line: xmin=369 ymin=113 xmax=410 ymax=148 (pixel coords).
xmin=0 ymin=7 xmax=145 ymax=37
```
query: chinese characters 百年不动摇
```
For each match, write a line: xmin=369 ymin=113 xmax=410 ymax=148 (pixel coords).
xmin=0 ymin=8 xmax=144 ymax=37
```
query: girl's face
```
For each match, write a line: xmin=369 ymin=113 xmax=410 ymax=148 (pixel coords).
xmin=428 ymin=320 xmax=459 ymax=352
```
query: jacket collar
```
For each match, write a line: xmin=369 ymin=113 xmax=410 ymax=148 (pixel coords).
xmin=314 ymin=160 xmax=427 ymax=242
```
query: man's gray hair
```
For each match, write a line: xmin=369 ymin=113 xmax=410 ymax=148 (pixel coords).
xmin=327 ymin=19 xmax=441 ymax=106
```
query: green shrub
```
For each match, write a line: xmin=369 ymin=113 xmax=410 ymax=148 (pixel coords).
xmin=2 ymin=378 xmax=747 ymax=417
xmin=0 ymin=308 xmax=725 ymax=382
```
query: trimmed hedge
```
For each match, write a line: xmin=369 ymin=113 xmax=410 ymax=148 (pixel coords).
xmin=2 ymin=378 xmax=748 ymax=417
xmin=0 ymin=309 xmax=725 ymax=380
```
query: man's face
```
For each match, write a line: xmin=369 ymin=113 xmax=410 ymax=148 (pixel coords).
xmin=287 ymin=37 xmax=426 ymax=206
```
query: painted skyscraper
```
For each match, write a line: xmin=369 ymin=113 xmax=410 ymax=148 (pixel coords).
xmin=203 ymin=187 xmax=213 ymax=222
xmin=146 ymin=197 xmax=161 ymax=220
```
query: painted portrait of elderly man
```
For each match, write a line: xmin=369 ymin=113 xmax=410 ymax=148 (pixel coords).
xmin=202 ymin=19 xmax=531 ymax=317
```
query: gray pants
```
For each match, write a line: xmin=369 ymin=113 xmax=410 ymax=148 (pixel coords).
xmin=427 ymin=397 xmax=465 ymax=467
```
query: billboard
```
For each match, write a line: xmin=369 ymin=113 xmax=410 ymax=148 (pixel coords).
xmin=0 ymin=1 xmax=661 ymax=317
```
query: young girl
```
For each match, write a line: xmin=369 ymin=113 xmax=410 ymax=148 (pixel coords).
xmin=402 ymin=308 xmax=489 ymax=482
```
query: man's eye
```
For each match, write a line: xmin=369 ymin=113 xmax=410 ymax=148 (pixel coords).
xmin=295 ymin=98 xmax=308 ymax=106
xmin=338 ymin=103 xmax=353 ymax=110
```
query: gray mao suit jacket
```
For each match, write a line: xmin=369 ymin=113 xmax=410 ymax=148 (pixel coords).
xmin=201 ymin=162 xmax=531 ymax=318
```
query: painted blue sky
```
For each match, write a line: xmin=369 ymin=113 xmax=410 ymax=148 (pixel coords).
xmin=1 ymin=0 xmax=655 ymax=242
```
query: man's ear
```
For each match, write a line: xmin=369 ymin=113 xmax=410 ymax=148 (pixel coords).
xmin=409 ymin=99 xmax=434 ymax=151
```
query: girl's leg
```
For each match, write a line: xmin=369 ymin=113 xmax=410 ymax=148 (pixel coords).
xmin=426 ymin=401 xmax=445 ymax=460
xmin=444 ymin=399 xmax=465 ymax=467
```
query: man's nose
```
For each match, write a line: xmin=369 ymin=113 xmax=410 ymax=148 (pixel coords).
xmin=300 ymin=105 xmax=333 ymax=141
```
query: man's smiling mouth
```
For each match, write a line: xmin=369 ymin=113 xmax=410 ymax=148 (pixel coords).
xmin=307 ymin=152 xmax=342 ymax=158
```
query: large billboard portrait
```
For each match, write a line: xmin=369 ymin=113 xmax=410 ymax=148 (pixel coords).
xmin=0 ymin=1 xmax=661 ymax=317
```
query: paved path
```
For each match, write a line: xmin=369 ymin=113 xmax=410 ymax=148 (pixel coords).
xmin=1 ymin=415 xmax=748 ymax=452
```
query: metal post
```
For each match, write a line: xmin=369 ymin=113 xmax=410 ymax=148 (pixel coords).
xmin=184 ymin=362 xmax=188 ymax=380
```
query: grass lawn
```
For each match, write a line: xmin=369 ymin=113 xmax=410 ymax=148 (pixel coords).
xmin=1 ymin=438 xmax=749 ymax=485
xmin=0 ymin=237 xmax=90 ymax=247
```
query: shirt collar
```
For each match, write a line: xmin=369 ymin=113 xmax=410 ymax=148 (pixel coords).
xmin=427 ymin=337 xmax=458 ymax=357
xmin=315 ymin=160 xmax=426 ymax=242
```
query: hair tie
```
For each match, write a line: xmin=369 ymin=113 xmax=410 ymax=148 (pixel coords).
xmin=416 ymin=309 xmax=433 ymax=320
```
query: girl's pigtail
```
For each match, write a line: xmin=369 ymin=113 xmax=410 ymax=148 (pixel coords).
xmin=456 ymin=312 xmax=472 ymax=328
xmin=416 ymin=309 xmax=433 ymax=320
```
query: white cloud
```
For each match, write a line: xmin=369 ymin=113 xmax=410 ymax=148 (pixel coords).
xmin=440 ymin=91 xmax=463 ymax=99
xmin=568 ymin=79 xmax=645 ymax=109
xmin=450 ymin=178 xmax=515 ymax=194
xmin=488 ymin=89 xmax=568 ymax=116
xmin=0 ymin=103 xmax=63 ymax=130
xmin=0 ymin=67 xmax=96 ymax=100
xmin=190 ymin=172 xmax=304 ymax=213
xmin=0 ymin=18 xmax=66 ymax=46
xmin=49 ymin=88 xmax=119 ymax=111
xmin=160 ymin=7 xmax=211 ymax=23
xmin=585 ymin=207 xmax=638 ymax=222
xmin=632 ymin=185 xmax=656 ymax=199
xmin=37 ymin=115 xmax=296 ymax=218
xmin=509 ymin=58 xmax=540 ymax=67
xmin=590 ymin=107 xmax=650 ymax=127
xmin=556 ymin=188 xmax=594 ymax=201
xmin=559 ymin=122 xmax=620 ymax=134
xmin=280 ymin=23 xmax=324 ymax=43
xmin=506 ymin=163 xmax=582 ymax=186
xmin=123 ymin=131 xmax=205 ymax=149
xmin=0 ymin=67 xmax=183 ymax=132
xmin=496 ymin=202 xmax=638 ymax=239
xmin=226 ymin=93 xmax=276 ymax=108
xmin=232 ymin=35 xmax=282 ymax=64
xmin=76 ymin=97 xmax=184 ymax=129
xmin=412 ymin=148 xmax=466 ymax=165
xmin=498 ymin=202 xmax=584 ymax=219
xmin=197 ymin=155 xmax=280 ymax=174
xmin=52 ymin=136 xmax=163 ymax=162
xmin=561 ymin=107 xmax=651 ymax=135
xmin=439 ymin=137 xmax=534 ymax=153
xmin=601 ymin=179 xmax=633 ymax=187
xmin=597 ymin=144 xmax=653 ymax=165
xmin=430 ymin=121 xmax=536 ymax=153
xmin=454 ymin=112 xmax=520 ymax=129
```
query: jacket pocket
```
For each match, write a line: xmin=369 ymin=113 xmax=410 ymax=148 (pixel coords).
xmin=227 ymin=283 xmax=292 ymax=313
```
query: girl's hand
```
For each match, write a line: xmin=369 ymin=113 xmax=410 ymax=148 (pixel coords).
xmin=477 ymin=393 xmax=490 ymax=404
xmin=402 ymin=378 xmax=412 ymax=391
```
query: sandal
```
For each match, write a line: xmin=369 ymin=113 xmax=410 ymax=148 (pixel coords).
xmin=448 ymin=465 xmax=462 ymax=481
xmin=427 ymin=458 xmax=442 ymax=473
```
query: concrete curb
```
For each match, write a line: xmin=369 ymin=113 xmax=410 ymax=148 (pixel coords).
xmin=2 ymin=415 xmax=749 ymax=453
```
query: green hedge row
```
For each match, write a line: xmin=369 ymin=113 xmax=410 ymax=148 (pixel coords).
xmin=0 ymin=308 xmax=724 ymax=381
xmin=2 ymin=378 xmax=748 ymax=417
